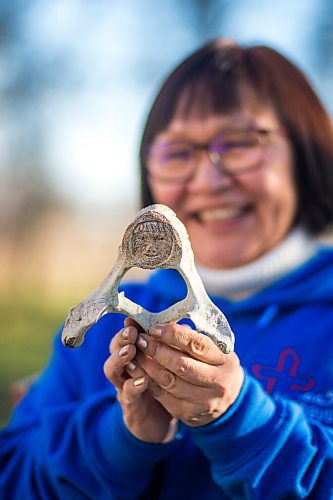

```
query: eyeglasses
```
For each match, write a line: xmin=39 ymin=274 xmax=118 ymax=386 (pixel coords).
xmin=146 ymin=128 xmax=285 ymax=183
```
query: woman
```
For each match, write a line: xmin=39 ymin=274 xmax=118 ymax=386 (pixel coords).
xmin=1 ymin=39 xmax=333 ymax=498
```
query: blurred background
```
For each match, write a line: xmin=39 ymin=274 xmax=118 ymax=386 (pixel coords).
xmin=1 ymin=0 xmax=333 ymax=425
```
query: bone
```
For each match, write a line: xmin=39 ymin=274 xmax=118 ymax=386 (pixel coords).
xmin=62 ymin=204 xmax=235 ymax=354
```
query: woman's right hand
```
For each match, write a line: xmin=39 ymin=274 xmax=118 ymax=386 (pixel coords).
xmin=103 ymin=318 xmax=173 ymax=443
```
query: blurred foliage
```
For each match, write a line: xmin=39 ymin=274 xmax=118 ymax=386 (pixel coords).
xmin=0 ymin=292 xmax=66 ymax=427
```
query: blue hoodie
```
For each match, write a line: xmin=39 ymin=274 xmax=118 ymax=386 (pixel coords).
xmin=1 ymin=247 xmax=333 ymax=499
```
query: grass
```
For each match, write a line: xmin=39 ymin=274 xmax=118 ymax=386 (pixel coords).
xmin=0 ymin=292 xmax=70 ymax=427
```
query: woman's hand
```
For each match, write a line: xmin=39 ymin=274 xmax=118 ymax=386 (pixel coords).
xmin=131 ymin=322 xmax=244 ymax=427
xmin=103 ymin=318 xmax=174 ymax=443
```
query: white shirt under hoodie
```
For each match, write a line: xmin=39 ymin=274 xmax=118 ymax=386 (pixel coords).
xmin=196 ymin=228 xmax=318 ymax=301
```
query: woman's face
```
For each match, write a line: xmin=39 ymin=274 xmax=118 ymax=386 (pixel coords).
xmin=147 ymin=105 xmax=297 ymax=269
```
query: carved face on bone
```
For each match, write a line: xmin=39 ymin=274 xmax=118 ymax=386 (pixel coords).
xmin=131 ymin=219 xmax=174 ymax=268
xmin=122 ymin=209 xmax=182 ymax=269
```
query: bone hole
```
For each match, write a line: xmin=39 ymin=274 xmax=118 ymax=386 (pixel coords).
xmin=119 ymin=268 xmax=187 ymax=312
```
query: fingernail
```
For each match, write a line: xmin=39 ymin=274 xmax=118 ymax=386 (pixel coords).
xmin=122 ymin=327 xmax=130 ymax=340
xmin=133 ymin=376 xmax=145 ymax=387
xmin=126 ymin=361 xmax=136 ymax=371
xmin=119 ymin=345 xmax=129 ymax=357
xmin=150 ymin=324 xmax=166 ymax=337
xmin=137 ymin=335 xmax=148 ymax=350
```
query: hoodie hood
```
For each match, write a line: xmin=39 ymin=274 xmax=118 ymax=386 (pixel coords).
xmin=147 ymin=246 xmax=333 ymax=316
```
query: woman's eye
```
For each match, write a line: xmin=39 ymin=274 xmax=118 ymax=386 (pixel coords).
xmin=162 ymin=149 xmax=190 ymax=162
xmin=229 ymin=140 xmax=254 ymax=149
xmin=215 ymin=139 xmax=255 ymax=153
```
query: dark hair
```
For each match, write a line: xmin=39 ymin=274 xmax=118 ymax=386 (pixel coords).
xmin=139 ymin=39 xmax=333 ymax=234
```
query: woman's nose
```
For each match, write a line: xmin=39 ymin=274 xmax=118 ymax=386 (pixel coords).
xmin=187 ymin=151 xmax=235 ymax=192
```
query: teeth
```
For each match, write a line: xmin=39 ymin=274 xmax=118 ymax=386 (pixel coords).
xmin=199 ymin=206 xmax=245 ymax=222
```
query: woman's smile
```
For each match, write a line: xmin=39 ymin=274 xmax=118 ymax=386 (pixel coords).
xmin=192 ymin=203 xmax=252 ymax=228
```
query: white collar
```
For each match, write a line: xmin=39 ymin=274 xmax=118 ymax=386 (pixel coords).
xmin=195 ymin=228 xmax=318 ymax=300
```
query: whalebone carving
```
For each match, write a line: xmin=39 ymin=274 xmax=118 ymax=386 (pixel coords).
xmin=62 ymin=204 xmax=235 ymax=354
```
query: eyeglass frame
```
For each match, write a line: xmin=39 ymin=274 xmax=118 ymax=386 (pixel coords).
xmin=145 ymin=127 xmax=287 ymax=183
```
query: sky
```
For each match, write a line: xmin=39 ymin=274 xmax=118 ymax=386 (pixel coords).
xmin=1 ymin=0 xmax=332 ymax=214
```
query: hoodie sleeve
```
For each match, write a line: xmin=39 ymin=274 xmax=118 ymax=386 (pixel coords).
xmin=0 ymin=331 xmax=176 ymax=499
xmin=190 ymin=372 xmax=333 ymax=499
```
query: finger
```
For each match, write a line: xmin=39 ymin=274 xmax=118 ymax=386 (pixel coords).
xmin=109 ymin=325 xmax=138 ymax=353
xmin=146 ymin=378 xmax=220 ymax=426
xmin=149 ymin=323 xmax=227 ymax=364
xmin=124 ymin=356 xmax=147 ymax=380
xmin=124 ymin=317 xmax=146 ymax=331
xmin=135 ymin=351 xmax=215 ymax=401
xmin=136 ymin=333 xmax=218 ymax=386
xmin=103 ymin=343 xmax=137 ymax=389
xmin=117 ymin=375 xmax=148 ymax=406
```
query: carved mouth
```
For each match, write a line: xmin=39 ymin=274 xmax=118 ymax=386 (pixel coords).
xmin=143 ymin=252 xmax=163 ymax=258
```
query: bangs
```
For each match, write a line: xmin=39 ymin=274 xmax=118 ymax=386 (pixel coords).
xmin=174 ymin=71 xmax=246 ymax=120
xmin=173 ymin=48 xmax=276 ymax=121
xmin=171 ymin=44 xmax=252 ymax=120
xmin=143 ymin=43 xmax=275 ymax=144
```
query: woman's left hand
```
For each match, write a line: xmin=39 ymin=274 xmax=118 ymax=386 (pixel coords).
xmin=130 ymin=322 xmax=244 ymax=427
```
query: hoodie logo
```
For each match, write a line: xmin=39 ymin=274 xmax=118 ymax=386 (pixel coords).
xmin=252 ymin=348 xmax=316 ymax=394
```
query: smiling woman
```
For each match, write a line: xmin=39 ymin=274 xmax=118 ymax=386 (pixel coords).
xmin=140 ymin=41 xmax=333 ymax=270
xmin=1 ymin=39 xmax=333 ymax=499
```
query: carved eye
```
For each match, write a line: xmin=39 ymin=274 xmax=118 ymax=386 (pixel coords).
xmin=138 ymin=233 xmax=149 ymax=242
